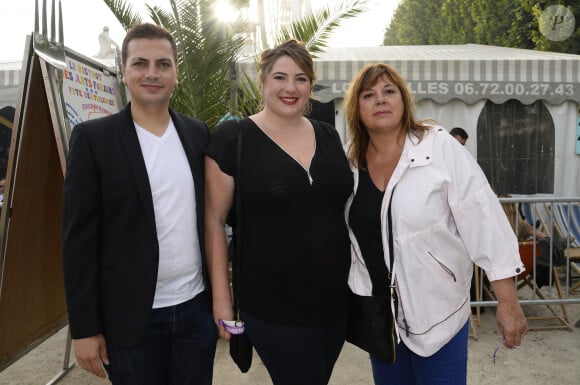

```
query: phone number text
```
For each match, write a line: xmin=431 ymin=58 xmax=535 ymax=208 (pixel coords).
xmin=407 ymin=81 xmax=575 ymax=97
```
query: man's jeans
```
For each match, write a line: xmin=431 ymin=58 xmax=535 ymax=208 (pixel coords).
xmin=104 ymin=291 xmax=217 ymax=385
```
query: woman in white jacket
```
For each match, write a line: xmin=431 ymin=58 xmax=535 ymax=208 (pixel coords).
xmin=343 ymin=63 xmax=528 ymax=385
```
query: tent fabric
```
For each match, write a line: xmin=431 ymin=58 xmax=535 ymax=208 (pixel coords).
xmin=236 ymin=44 xmax=580 ymax=105
xmin=416 ymin=99 xmax=579 ymax=198
xmin=0 ymin=61 xmax=22 ymax=109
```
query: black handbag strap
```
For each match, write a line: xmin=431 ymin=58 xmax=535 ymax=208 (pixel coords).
xmin=387 ymin=189 xmax=399 ymax=320
xmin=386 ymin=190 xmax=395 ymax=271
xmin=233 ymin=119 xmax=243 ymax=322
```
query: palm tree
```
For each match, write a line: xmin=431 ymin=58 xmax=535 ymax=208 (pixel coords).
xmin=103 ymin=0 xmax=367 ymax=129
xmin=276 ymin=0 xmax=366 ymax=58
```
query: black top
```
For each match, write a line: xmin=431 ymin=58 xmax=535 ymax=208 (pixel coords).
xmin=348 ymin=168 xmax=390 ymax=296
xmin=205 ymin=117 xmax=353 ymax=325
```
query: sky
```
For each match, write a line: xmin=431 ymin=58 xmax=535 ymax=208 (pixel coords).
xmin=0 ymin=0 xmax=401 ymax=63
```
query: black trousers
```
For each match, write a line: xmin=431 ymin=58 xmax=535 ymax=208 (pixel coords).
xmin=243 ymin=311 xmax=346 ymax=385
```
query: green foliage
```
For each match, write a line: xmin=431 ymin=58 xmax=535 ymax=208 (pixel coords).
xmin=440 ymin=0 xmax=476 ymax=44
xmin=383 ymin=0 xmax=444 ymax=45
xmin=470 ymin=0 xmax=533 ymax=48
xmin=530 ymin=2 xmax=579 ymax=54
xmin=275 ymin=0 xmax=366 ymax=58
xmin=384 ymin=0 xmax=578 ymax=53
xmin=102 ymin=0 xmax=143 ymax=29
xmin=236 ymin=72 xmax=261 ymax=118
xmin=163 ymin=1 xmax=247 ymax=129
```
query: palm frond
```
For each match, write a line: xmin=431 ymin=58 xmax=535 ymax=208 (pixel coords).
xmin=275 ymin=0 xmax=367 ymax=57
xmin=166 ymin=0 xmax=199 ymax=115
xmin=146 ymin=5 xmax=174 ymax=31
xmin=236 ymin=72 xmax=261 ymax=117
xmin=102 ymin=0 xmax=142 ymax=30
xmin=163 ymin=0 xmax=247 ymax=128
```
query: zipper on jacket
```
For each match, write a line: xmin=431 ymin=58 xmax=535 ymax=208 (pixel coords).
xmin=427 ymin=251 xmax=457 ymax=282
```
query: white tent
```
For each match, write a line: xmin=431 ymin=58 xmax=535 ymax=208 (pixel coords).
xmin=238 ymin=44 xmax=580 ymax=104
xmin=0 ymin=61 xmax=21 ymax=110
xmin=237 ymin=44 xmax=580 ymax=196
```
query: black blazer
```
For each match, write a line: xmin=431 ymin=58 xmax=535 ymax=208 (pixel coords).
xmin=62 ymin=104 xmax=210 ymax=347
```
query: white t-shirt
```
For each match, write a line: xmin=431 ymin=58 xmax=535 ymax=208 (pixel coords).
xmin=135 ymin=119 xmax=204 ymax=308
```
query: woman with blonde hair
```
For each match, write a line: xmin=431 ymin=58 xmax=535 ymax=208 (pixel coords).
xmin=205 ymin=40 xmax=353 ymax=385
xmin=500 ymin=199 xmax=544 ymax=242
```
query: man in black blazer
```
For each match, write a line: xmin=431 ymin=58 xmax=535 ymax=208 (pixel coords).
xmin=62 ymin=23 xmax=217 ymax=384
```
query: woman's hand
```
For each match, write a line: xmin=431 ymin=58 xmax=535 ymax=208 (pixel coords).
xmin=496 ymin=300 xmax=527 ymax=347
xmin=213 ymin=298 xmax=235 ymax=340
xmin=491 ymin=278 xmax=528 ymax=348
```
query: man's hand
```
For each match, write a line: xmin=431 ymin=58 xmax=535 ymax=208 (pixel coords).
xmin=73 ymin=334 xmax=109 ymax=379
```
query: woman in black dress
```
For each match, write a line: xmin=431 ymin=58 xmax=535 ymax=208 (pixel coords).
xmin=204 ymin=40 xmax=353 ymax=385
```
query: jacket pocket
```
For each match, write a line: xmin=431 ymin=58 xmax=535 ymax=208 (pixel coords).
xmin=427 ymin=251 xmax=457 ymax=282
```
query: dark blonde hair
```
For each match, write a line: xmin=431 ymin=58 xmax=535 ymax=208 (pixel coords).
xmin=501 ymin=201 xmax=533 ymax=242
xmin=344 ymin=63 xmax=431 ymax=169
xmin=122 ymin=23 xmax=177 ymax=66
xmin=257 ymin=40 xmax=316 ymax=105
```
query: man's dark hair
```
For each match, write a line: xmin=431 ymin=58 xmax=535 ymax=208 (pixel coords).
xmin=121 ymin=23 xmax=177 ymax=66
xmin=449 ymin=127 xmax=468 ymax=140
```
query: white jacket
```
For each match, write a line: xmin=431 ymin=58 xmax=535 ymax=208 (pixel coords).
xmin=345 ymin=126 xmax=525 ymax=357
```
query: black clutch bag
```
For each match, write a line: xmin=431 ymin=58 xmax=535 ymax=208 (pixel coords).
xmin=230 ymin=332 xmax=252 ymax=373
xmin=346 ymin=291 xmax=396 ymax=364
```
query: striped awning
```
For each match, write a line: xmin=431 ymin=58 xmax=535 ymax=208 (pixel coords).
xmin=0 ymin=61 xmax=22 ymax=108
xmin=236 ymin=44 xmax=580 ymax=105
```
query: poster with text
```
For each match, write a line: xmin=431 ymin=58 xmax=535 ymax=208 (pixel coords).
xmin=62 ymin=52 xmax=122 ymax=129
